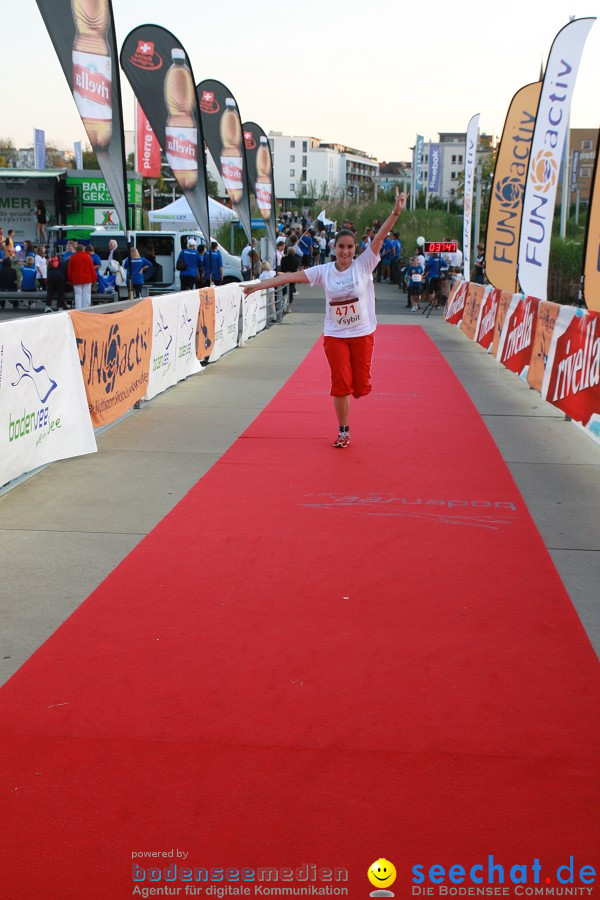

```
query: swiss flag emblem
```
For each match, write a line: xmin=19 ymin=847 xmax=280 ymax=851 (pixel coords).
xmin=136 ymin=40 xmax=154 ymax=55
xmin=202 ymin=91 xmax=214 ymax=103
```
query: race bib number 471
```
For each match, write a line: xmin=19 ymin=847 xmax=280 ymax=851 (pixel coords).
xmin=331 ymin=298 xmax=363 ymax=328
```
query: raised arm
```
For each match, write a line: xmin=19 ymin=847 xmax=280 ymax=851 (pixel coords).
xmin=242 ymin=269 xmax=309 ymax=297
xmin=370 ymin=189 xmax=408 ymax=258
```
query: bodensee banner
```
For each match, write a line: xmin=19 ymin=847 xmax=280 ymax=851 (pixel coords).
xmin=0 ymin=314 xmax=96 ymax=487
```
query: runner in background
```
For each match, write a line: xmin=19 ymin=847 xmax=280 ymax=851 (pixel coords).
xmin=242 ymin=189 xmax=408 ymax=448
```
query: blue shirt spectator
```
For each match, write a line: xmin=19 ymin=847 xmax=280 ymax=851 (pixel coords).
xmin=204 ymin=245 xmax=223 ymax=285
xmin=176 ymin=246 xmax=204 ymax=278
xmin=21 ymin=259 xmax=38 ymax=291
xmin=381 ymin=238 xmax=394 ymax=264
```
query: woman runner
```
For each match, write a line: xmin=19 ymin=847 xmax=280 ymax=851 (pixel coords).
xmin=242 ymin=189 xmax=408 ymax=448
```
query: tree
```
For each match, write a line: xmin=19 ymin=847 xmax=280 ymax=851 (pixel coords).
xmin=0 ymin=138 xmax=16 ymax=167
xmin=82 ymin=146 xmax=100 ymax=170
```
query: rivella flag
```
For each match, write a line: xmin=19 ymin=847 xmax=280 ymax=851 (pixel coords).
xmin=120 ymin=26 xmax=211 ymax=243
xmin=243 ymin=122 xmax=277 ymax=255
xmin=197 ymin=80 xmax=253 ymax=243
xmin=35 ymin=0 xmax=129 ymax=231
xmin=463 ymin=114 xmax=480 ymax=281
xmin=582 ymin=130 xmax=600 ymax=313
xmin=135 ymin=101 xmax=161 ymax=178
xmin=485 ymin=82 xmax=542 ymax=293
xmin=518 ymin=17 xmax=596 ymax=302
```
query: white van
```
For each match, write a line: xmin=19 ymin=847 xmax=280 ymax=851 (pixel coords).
xmin=48 ymin=228 xmax=242 ymax=296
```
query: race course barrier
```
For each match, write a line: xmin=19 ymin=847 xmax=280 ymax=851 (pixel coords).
xmin=444 ymin=279 xmax=600 ymax=445
xmin=0 ymin=282 xmax=280 ymax=490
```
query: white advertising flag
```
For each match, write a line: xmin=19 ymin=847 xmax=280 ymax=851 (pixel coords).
xmin=463 ymin=114 xmax=480 ymax=281
xmin=0 ymin=313 xmax=96 ymax=487
xmin=518 ymin=17 xmax=595 ymax=301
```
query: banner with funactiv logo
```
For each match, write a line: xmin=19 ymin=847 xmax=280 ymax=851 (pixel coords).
xmin=527 ymin=300 xmax=562 ymax=393
xmin=197 ymin=287 xmax=216 ymax=360
xmin=496 ymin=294 xmax=540 ymax=377
xmin=209 ymin=282 xmax=242 ymax=363
xmin=35 ymin=0 xmax=129 ymax=232
xmin=518 ymin=17 xmax=596 ymax=302
xmin=197 ymin=80 xmax=253 ymax=244
xmin=474 ymin=288 xmax=510 ymax=352
xmin=243 ymin=121 xmax=278 ymax=260
xmin=463 ymin=114 xmax=480 ymax=281
xmin=582 ymin=129 xmax=600 ymax=313
xmin=486 ymin=81 xmax=541 ymax=293
xmin=145 ymin=292 xmax=203 ymax=401
xmin=0 ymin=313 xmax=97 ymax=487
xmin=70 ymin=299 xmax=153 ymax=427
xmin=460 ymin=283 xmax=488 ymax=341
xmin=135 ymin=101 xmax=161 ymax=178
xmin=444 ymin=279 xmax=469 ymax=326
xmin=541 ymin=306 xmax=600 ymax=439
xmin=120 ymin=26 xmax=211 ymax=243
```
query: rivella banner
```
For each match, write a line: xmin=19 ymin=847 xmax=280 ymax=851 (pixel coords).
xmin=197 ymin=80 xmax=253 ymax=243
xmin=463 ymin=114 xmax=480 ymax=281
xmin=486 ymin=82 xmax=541 ymax=293
xmin=243 ymin=121 xmax=277 ymax=257
xmin=0 ymin=313 xmax=97 ymax=487
xmin=70 ymin=300 xmax=153 ymax=427
xmin=35 ymin=0 xmax=129 ymax=231
xmin=120 ymin=26 xmax=211 ymax=243
xmin=541 ymin=306 xmax=600 ymax=436
xmin=583 ymin=131 xmax=600 ymax=313
xmin=518 ymin=17 xmax=595 ymax=302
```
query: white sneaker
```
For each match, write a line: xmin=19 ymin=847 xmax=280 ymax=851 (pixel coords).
xmin=44 ymin=306 xmax=53 ymax=313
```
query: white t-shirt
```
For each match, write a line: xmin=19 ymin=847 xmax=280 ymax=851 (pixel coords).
xmin=305 ymin=245 xmax=379 ymax=338
xmin=35 ymin=254 xmax=47 ymax=278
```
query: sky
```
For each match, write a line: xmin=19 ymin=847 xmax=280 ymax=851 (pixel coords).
xmin=3 ymin=0 xmax=599 ymax=163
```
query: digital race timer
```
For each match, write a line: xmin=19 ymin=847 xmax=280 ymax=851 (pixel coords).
xmin=423 ymin=241 xmax=458 ymax=253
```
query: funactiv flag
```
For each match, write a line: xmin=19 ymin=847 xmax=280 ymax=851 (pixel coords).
xmin=120 ymin=26 xmax=211 ymax=242
xmin=582 ymin=127 xmax=600 ymax=313
xmin=486 ymin=81 xmax=542 ymax=293
xmin=463 ymin=114 xmax=480 ymax=281
xmin=518 ymin=17 xmax=596 ymax=301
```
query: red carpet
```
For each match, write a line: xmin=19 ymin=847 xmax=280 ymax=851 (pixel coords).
xmin=1 ymin=326 xmax=598 ymax=899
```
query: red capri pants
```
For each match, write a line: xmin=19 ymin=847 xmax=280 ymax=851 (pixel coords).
xmin=323 ymin=333 xmax=375 ymax=398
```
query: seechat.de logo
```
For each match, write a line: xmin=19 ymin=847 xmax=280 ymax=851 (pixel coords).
xmin=529 ymin=150 xmax=558 ymax=193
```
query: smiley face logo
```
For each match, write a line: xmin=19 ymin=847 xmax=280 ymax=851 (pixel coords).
xmin=368 ymin=858 xmax=397 ymax=890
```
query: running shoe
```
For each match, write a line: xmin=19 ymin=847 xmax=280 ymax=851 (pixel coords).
xmin=333 ymin=432 xmax=350 ymax=448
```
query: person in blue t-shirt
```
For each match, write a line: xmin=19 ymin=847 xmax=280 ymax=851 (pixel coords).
xmin=176 ymin=239 xmax=204 ymax=290
xmin=298 ymin=231 xmax=313 ymax=268
xmin=406 ymin=256 xmax=424 ymax=311
xmin=85 ymin=244 xmax=103 ymax=275
xmin=123 ymin=247 xmax=152 ymax=298
xmin=21 ymin=256 xmax=38 ymax=292
xmin=391 ymin=232 xmax=402 ymax=285
xmin=378 ymin=234 xmax=394 ymax=283
xmin=424 ymin=253 xmax=449 ymax=308
xmin=204 ymin=242 xmax=223 ymax=286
